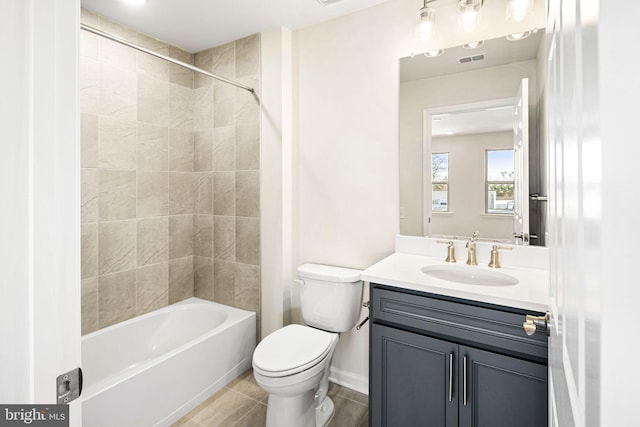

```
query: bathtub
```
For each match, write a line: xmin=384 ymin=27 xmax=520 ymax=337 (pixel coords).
xmin=82 ymin=297 xmax=256 ymax=427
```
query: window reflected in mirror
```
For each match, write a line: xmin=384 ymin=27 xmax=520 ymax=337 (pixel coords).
xmin=486 ymin=149 xmax=515 ymax=214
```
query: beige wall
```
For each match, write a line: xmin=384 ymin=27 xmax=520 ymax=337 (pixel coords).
xmin=80 ymin=10 xmax=261 ymax=335
xmin=431 ymin=132 xmax=513 ymax=239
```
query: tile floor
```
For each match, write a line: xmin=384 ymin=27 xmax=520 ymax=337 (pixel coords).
xmin=172 ymin=369 xmax=369 ymax=427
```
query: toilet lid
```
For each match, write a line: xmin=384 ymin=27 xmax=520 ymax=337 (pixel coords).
xmin=253 ymin=324 xmax=335 ymax=376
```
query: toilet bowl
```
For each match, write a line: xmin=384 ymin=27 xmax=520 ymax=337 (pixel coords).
xmin=252 ymin=264 xmax=363 ymax=427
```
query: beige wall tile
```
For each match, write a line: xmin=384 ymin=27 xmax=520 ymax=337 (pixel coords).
xmin=169 ymin=84 xmax=194 ymax=129
xmin=100 ymin=38 xmax=137 ymax=72
xmin=195 ymin=130 xmax=214 ymax=172
xmin=235 ymin=77 xmax=260 ymax=126
xmin=137 ymin=123 xmax=168 ymax=171
xmin=81 ymin=278 xmax=98 ymax=335
xmin=212 ymin=42 xmax=235 ymax=78
xmin=169 ymin=46 xmax=194 ymax=88
xmin=169 ymin=129 xmax=194 ymax=172
xmin=235 ymin=263 xmax=260 ymax=313
xmin=137 ymin=171 xmax=168 ymax=217
xmin=169 ymin=257 xmax=194 ymax=303
xmin=137 ymin=217 xmax=169 ymax=266
xmin=194 ymin=48 xmax=214 ymax=88
xmin=137 ymin=34 xmax=170 ymax=80
xmin=235 ymin=34 xmax=260 ymax=78
xmin=213 ymin=127 xmax=235 ymax=171
xmin=214 ymin=260 xmax=235 ymax=306
xmin=213 ymin=172 xmax=235 ymax=216
xmin=195 ymin=172 xmax=213 ymax=215
xmin=81 ymin=223 xmax=98 ymax=279
xmin=80 ymin=57 xmax=100 ymax=115
xmin=99 ymin=17 xmax=137 ymax=41
xmin=81 ymin=168 xmax=98 ymax=223
xmin=169 ymin=172 xmax=194 ymax=215
xmin=169 ymin=215 xmax=194 ymax=259
xmin=138 ymin=75 xmax=169 ymax=126
xmin=98 ymin=220 xmax=137 ymax=275
xmin=136 ymin=262 xmax=168 ymax=315
xmin=214 ymin=215 xmax=235 ymax=261
xmin=98 ymin=269 xmax=136 ymax=328
xmin=194 ymin=256 xmax=214 ymax=301
xmin=194 ymin=215 xmax=213 ymax=258
xmin=81 ymin=113 xmax=99 ymax=167
xmin=214 ymin=84 xmax=235 ymax=128
xmin=99 ymin=169 xmax=136 ymax=221
xmin=80 ymin=8 xmax=100 ymax=28
xmin=99 ymin=63 xmax=137 ymax=121
xmin=236 ymin=125 xmax=259 ymax=171
xmin=80 ymin=31 xmax=99 ymax=60
xmin=236 ymin=217 xmax=259 ymax=266
xmin=193 ymin=85 xmax=214 ymax=131
xmin=99 ymin=116 xmax=137 ymax=170
xmin=235 ymin=171 xmax=260 ymax=218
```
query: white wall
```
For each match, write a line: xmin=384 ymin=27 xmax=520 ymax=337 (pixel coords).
xmin=399 ymin=60 xmax=538 ymax=236
xmin=431 ymin=132 xmax=513 ymax=239
xmin=292 ymin=0 xmax=545 ymax=392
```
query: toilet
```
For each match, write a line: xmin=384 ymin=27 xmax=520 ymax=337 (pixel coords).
xmin=252 ymin=263 xmax=363 ymax=427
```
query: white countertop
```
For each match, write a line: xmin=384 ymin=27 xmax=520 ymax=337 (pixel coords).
xmin=361 ymin=252 xmax=549 ymax=313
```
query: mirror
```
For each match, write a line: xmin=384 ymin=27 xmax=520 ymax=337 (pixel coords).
xmin=399 ymin=31 xmax=546 ymax=245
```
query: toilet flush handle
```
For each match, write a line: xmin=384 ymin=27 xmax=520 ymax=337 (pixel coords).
xmin=294 ymin=279 xmax=305 ymax=287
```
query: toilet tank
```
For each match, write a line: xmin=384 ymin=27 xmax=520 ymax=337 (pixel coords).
xmin=297 ymin=264 xmax=363 ymax=333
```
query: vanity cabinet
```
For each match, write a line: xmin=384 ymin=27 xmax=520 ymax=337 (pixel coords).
xmin=369 ymin=284 xmax=548 ymax=427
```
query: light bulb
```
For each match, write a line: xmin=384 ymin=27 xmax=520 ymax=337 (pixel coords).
xmin=416 ymin=7 xmax=436 ymax=42
xmin=121 ymin=0 xmax=147 ymax=5
xmin=458 ymin=0 xmax=482 ymax=33
xmin=507 ymin=0 xmax=531 ymax=22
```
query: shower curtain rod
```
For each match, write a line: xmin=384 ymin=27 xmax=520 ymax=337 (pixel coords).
xmin=80 ymin=23 xmax=255 ymax=94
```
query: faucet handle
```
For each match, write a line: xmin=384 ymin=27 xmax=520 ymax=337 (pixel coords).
xmin=488 ymin=245 xmax=512 ymax=268
xmin=436 ymin=240 xmax=457 ymax=263
xmin=471 ymin=230 xmax=479 ymax=241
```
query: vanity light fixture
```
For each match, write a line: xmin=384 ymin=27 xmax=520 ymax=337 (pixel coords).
xmin=462 ymin=40 xmax=484 ymax=49
xmin=121 ymin=0 xmax=147 ymax=5
xmin=458 ymin=0 xmax=483 ymax=33
xmin=425 ymin=49 xmax=445 ymax=58
xmin=417 ymin=0 xmax=438 ymax=42
xmin=506 ymin=0 xmax=532 ymax=22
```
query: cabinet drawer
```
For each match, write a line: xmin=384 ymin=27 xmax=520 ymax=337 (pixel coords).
xmin=371 ymin=285 xmax=548 ymax=363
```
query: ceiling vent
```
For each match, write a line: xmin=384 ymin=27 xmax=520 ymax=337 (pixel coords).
xmin=317 ymin=0 xmax=346 ymax=6
xmin=458 ymin=53 xmax=486 ymax=64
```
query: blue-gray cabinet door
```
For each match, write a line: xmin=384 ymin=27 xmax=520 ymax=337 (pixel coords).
xmin=458 ymin=345 xmax=547 ymax=427
xmin=371 ymin=324 xmax=458 ymax=427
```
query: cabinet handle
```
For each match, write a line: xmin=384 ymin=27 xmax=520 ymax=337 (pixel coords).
xmin=449 ymin=353 xmax=453 ymax=402
xmin=463 ymin=356 xmax=467 ymax=406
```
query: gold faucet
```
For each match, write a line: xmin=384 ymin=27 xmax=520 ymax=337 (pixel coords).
xmin=465 ymin=231 xmax=479 ymax=266
xmin=436 ymin=240 xmax=457 ymax=263
xmin=488 ymin=244 xmax=513 ymax=268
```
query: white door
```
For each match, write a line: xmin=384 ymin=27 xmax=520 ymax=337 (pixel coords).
xmin=0 ymin=1 xmax=82 ymax=425
xmin=513 ymin=78 xmax=530 ymax=244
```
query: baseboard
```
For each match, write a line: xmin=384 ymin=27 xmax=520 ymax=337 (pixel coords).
xmin=328 ymin=366 xmax=369 ymax=396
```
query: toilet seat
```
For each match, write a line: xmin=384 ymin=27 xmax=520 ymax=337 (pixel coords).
xmin=253 ymin=324 xmax=337 ymax=378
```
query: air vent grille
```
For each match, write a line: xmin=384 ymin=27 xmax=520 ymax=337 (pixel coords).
xmin=317 ymin=0 xmax=346 ymax=6
xmin=458 ymin=53 xmax=486 ymax=64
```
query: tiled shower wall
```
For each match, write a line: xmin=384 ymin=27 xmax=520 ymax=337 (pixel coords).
xmin=80 ymin=10 xmax=261 ymax=335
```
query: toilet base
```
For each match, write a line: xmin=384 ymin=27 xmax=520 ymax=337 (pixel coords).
xmin=315 ymin=396 xmax=335 ymax=427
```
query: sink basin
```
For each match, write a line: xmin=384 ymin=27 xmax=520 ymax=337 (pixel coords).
xmin=421 ymin=265 xmax=519 ymax=286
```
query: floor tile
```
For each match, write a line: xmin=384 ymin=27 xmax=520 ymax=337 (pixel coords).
xmin=170 ymin=417 xmax=202 ymax=427
xmin=187 ymin=387 xmax=259 ymax=427
xmin=327 ymin=394 xmax=368 ymax=427
xmin=233 ymin=402 xmax=267 ymax=427
xmin=227 ymin=369 xmax=268 ymax=403
xmin=328 ymin=382 xmax=369 ymax=406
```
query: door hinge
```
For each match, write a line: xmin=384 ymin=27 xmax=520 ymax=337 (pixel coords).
xmin=56 ymin=368 xmax=83 ymax=404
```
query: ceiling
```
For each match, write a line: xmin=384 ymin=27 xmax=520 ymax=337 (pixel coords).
xmin=400 ymin=30 xmax=543 ymax=82
xmin=432 ymin=106 xmax=516 ymax=137
xmin=81 ymin=0 xmax=391 ymax=53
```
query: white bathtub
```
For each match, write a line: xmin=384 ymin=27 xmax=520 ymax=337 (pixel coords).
xmin=82 ymin=297 xmax=256 ymax=427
